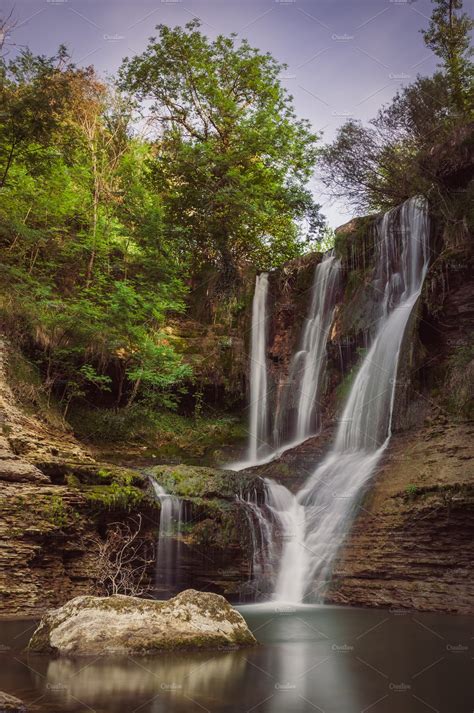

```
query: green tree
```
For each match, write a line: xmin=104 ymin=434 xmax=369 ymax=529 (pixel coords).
xmin=0 ymin=44 xmax=190 ymax=416
xmin=319 ymin=0 xmax=473 ymax=212
xmin=0 ymin=46 xmax=80 ymax=188
xmin=119 ymin=21 xmax=323 ymax=284
xmin=422 ymin=0 xmax=473 ymax=113
xmin=318 ymin=73 xmax=453 ymax=211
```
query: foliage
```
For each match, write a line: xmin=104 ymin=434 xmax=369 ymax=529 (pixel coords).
xmin=119 ymin=21 xmax=324 ymax=282
xmin=69 ymin=402 xmax=246 ymax=456
xmin=444 ymin=342 xmax=474 ymax=418
xmin=0 ymin=45 xmax=190 ymax=415
xmin=421 ymin=0 xmax=473 ymax=112
xmin=405 ymin=484 xmax=419 ymax=499
xmin=43 ymin=494 xmax=70 ymax=528
xmin=318 ymin=0 xmax=473 ymax=213
xmin=0 ymin=22 xmax=326 ymax=421
xmin=84 ymin=482 xmax=145 ymax=511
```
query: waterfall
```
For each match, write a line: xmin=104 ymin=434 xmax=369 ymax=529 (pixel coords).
xmin=231 ymin=256 xmax=340 ymax=470
xmin=248 ymin=273 xmax=270 ymax=462
xmin=237 ymin=479 xmax=307 ymax=599
xmin=237 ymin=486 xmax=276 ymax=594
xmin=274 ymin=253 xmax=340 ymax=446
xmin=228 ymin=273 xmax=270 ymax=470
xmin=264 ymin=480 xmax=308 ymax=602
xmin=272 ymin=196 xmax=430 ymax=602
xmin=150 ymin=481 xmax=184 ymax=594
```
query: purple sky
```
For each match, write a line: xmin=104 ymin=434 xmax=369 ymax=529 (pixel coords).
xmin=4 ymin=0 xmax=449 ymax=226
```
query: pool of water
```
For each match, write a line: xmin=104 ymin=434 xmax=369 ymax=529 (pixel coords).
xmin=0 ymin=604 xmax=472 ymax=712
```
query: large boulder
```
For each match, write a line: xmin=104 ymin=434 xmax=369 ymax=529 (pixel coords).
xmin=28 ymin=590 xmax=257 ymax=655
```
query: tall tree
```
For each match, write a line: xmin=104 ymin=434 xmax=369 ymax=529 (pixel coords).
xmin=0 ymin=44 xmax=189 ymax=414
xmin=119 ymin=21 xmax=323 ymax=284
xmin=318 ymin=0 xmax=473 ymax=212
xmin=422 ymin=0 xmax=473 ymax=113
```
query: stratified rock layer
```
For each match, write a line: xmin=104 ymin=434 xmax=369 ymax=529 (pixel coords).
xmin=326 ymin=423 xmax=474 ymax=613
xmin=29 ymin=590 xmax=256 ymax=655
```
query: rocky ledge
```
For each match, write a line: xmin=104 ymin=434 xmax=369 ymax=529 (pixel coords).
xmin=327 ymin=422 xmax=474 ymax=613
xmin=28 ymin=590 xmax=256 ymax=655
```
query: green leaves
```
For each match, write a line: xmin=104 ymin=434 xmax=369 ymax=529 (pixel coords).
xmin=421 ymin=0 xmax=474 ymax=113
xmin=0 ymin=49 xmax=189 ymax=414
xmin=0 ymin=22 xmax=325 ymax=417
xmin=120 ymin=20 xmax=323 ymax=279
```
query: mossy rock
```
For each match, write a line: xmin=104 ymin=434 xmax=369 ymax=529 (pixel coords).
xmin=147 ymin=464 xmax=263 ymax=501
xmin=28 ymin=590 xmax=257 ymax=655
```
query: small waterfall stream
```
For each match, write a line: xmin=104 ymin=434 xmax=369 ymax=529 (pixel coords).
xmin=150 ymin=481 xmax=184 ymax=594
xmin=241 ymin=197 xmax=430 ymax=603
xmin=248 ymin=273 xmax=270 ymax=462
xmin=232 ymin=254 xmax=340 ymax=470
xmin=274 ymin=253 xmax=340 ymax=446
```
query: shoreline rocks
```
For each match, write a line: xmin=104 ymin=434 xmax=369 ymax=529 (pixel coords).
xmin=28 ymin=590 xmax=257 ymax=656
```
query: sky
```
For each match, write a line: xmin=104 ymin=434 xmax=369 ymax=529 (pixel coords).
xmin=2 ymin=0 xmax=454 ymax=227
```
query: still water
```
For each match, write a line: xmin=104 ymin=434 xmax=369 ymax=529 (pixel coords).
xmin=1 ymin=604 xmax=472 ymax=713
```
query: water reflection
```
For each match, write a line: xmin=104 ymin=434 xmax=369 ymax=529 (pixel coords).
xmin=1 ymin=606 xmax=472 ymax=713
xmin=45 ymin=650 xmax=247 ymax=709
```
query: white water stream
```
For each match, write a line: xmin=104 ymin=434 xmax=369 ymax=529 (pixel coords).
xmin=151 ymin=481 xmax=184 ymax=592
xmin=274 ymin=253 xmax=341 ymax=446
xmin=248 ymin=273 xmax=270 ymax=463
xmin=231 ymin=254 xmax=340 ymax=470
xmin=241 ymin=197 xmax=430 ymax=603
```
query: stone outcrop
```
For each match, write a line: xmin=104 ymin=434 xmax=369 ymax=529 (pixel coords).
xmin=147 ymin=464 xmax=263 ymax=598
xmin=29 ymin=590 xmax=256 ymax=655
xmin=326 ymin=422 xmax=474 ymax=614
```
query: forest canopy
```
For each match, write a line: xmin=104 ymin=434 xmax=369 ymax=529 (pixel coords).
xmin=0 ymin=22 xmax=323 ymax=419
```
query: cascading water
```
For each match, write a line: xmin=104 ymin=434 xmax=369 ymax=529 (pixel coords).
xmin=272 ymin=196 xmax=430 ymax=602
xmin=228 ymin=273 xmax=270 ymax=470
xmin=248 ymin=273 xmax=270 ymax=463
xmin=237 ymin=486 xmax=276 ymax=594
xmin=237 ymin=479 xmax=307 ymax=599
xmin=274 ymin=253 xmax=340 ymax=446
xmin=232 ymin=255 xmax=340 ymax=471
xmin=264 ymin=479 xmax=308 ymax=602
xmin=150 ymin=481 xmax=184 ymax=594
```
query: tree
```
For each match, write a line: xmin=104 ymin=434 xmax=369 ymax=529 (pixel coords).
xmin=318 ymin=0 xmax=473 ymax=213
xmin=0 ymin=43 xmax=190 ymax=415
xmin=0 ymin=46 xmax=80 ymax=188
xmin=119 ymin=21 xmax=323 ymax=284
xmin=318 ymin=74 xmax=453 ymax=211
xmin=422 ymin=0 xmax=473 ymax=113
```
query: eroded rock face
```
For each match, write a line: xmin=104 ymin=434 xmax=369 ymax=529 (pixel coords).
xmin=29 ymin=590 xmax=257 ymax=655
xmin=326 ymin=423 xmax=474 ymax=614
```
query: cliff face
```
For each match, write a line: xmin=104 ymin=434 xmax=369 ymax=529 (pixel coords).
xmin=324 ymin=222 xmax=474 ymax=613
xmin=0 ymin=340 xmax=160 ymax=616
xmin=249 ymin=200 xmax=474 ymax=614
xmin=327 ymin=422 xmax=474 ymax=613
